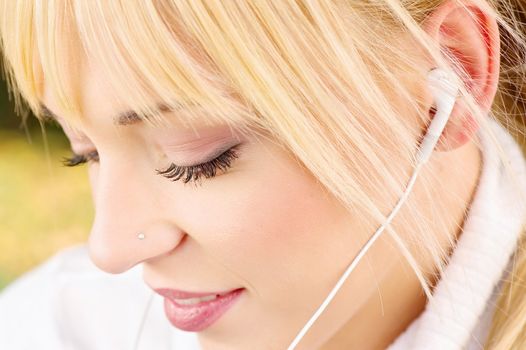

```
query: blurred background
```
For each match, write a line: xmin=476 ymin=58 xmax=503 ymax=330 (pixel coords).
xmin=0 ymin=77 xmax=93 ymax=291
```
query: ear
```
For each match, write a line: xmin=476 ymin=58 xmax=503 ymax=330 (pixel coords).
xmin=421 ymin=0 xmax=500 ymax=151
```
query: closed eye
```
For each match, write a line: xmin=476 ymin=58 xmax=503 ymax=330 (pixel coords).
xmin=155 ymin=144 xmax=242 ymax=186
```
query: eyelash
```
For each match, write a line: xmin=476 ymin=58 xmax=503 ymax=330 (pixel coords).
xmin=61 ymin=145 xmax=241 ymax=186
xmin=156 ymin=145 xmax=241 ymax=185
xmin=61 ymin=150 xmax=99 ymax=166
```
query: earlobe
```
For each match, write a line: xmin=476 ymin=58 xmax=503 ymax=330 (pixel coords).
xmin=421 ymin=0 xmax=500 ymax=151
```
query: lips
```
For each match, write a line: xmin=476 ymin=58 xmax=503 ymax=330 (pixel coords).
xmin=154 ymin=287 xmax=239 ymax=299
xmin=153 ymin=287 xmax=245 ymax=331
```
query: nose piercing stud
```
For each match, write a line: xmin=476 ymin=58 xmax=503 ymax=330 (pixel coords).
xmin=137 ymin=232 xmax=146 ymax=240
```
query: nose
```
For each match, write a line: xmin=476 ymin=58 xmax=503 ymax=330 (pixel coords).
xmin=87 ymin=161 xmax=185 ymax=274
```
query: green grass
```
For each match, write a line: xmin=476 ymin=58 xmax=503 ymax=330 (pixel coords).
xmin=0 ymin=127 xmax=93 ymax=291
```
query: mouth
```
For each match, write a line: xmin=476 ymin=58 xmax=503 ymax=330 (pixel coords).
xmin=153 ymin=287 xmax=246 ymax=331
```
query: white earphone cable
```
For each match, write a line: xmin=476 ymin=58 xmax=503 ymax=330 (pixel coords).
xmin=286 ymin=161 xmax=425 ymax=350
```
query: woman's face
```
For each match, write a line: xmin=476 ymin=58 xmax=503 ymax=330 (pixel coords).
xmin=41 ymin=56 xmax=432 ymax=350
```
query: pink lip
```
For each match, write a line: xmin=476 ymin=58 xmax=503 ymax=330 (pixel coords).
xmin=154 ymin=288 xmax=245 ymax=331
xmin=154 ymin=287 xmax=240 ymax=299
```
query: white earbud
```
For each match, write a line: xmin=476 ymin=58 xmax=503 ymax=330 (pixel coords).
xmin=286 ymin=67 xmax=461 ymax=350
xmin=416 ymin=67 xmax=461 ymax=164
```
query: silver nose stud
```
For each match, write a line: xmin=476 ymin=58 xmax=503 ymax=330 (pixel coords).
xmin=137 ymin=232 xmax=146 ymax=240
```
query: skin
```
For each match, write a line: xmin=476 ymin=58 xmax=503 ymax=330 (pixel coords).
xmin=40 ymin=1 xmax=499 ymax=349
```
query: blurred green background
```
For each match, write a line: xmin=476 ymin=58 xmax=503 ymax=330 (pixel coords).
xmin=0 ymin=79 xmax=93 ymax=291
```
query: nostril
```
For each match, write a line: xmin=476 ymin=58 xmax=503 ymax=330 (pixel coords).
xmin=178 ymin=233 xmax=188 ymax=247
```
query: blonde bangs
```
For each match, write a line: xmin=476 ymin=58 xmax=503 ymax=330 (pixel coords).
xmin=0 ymin=1 xmax=265 ymax=135
xmin=0 ymin=0 xmax=427 ymax=143
xmin=72 ymin=1 xmax=261 ymax=131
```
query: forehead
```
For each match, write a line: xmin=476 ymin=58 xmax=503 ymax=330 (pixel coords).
xmin=34 ymin=3 xmax=257 ymax=135
xmin=41 ymin=57 xmax=130 ymax=128
xmin=40 ymin=57 xmax=225 ymax=132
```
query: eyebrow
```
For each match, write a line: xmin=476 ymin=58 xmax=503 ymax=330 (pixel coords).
xmin=39 ymin=102 xmax=186 ymax=126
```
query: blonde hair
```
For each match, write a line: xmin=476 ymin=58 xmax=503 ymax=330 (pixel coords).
xmin=1 ymin=1 xmax=525 ymax=348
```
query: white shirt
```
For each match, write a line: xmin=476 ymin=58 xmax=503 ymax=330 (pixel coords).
xmin=1 ymin=115 xmax=525 ymax=350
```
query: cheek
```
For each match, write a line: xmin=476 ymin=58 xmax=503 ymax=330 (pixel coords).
xmin=182 ymin=142 xmax=354 ymax=300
